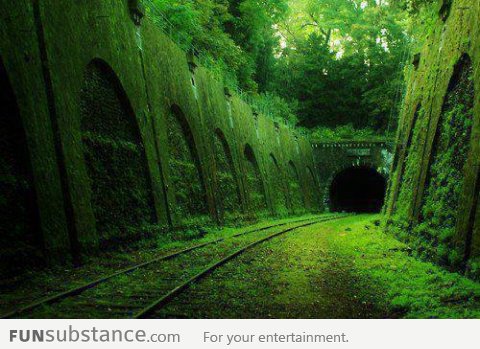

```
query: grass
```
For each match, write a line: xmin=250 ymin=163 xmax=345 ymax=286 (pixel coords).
xmin=155 ymin=214 xmax=480 ymax=319
xmin=0 ymin=213 xmax=321 ymax=317
xmin=3 ymin=214 xmax=480 ymax=318
xmin=327 ymin=216 xmax=480 ymax=318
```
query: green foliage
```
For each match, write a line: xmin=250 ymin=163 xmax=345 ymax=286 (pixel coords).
xmin=167 ymin=110 xmax=209 ymax=223
xmin=273 ymin=0 xmax=409 ymax=132
xmin=309 ymin=123 xmax=393 ymax=142
xmin=212 ymin=133 xmax=242 ymax=221
xmin=144 ymin=0 xmax=445 ymax=136
xmin=242 ymin=92 xmax=299 ymax=126
xmin=388 ymin=57 xmax=475 ymax=270
xmin=268 ymin=156 xmax=289 ymax=217
xmin=147 ymin=0 xmax=288 ymax=92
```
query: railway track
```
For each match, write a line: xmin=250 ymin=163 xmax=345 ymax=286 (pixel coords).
xmin=2 ymin=214 xmax=351 ymax=319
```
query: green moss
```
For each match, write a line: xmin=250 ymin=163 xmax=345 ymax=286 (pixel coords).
xmin=326 ymin=216 xmax=480 ymax=318
xmin=0 ymin=60 xmax=42 ymax=274
xmin=80 ymin=60 xmax=156 ymax=243
xmin=387 ymin=55 xmax=475 ymax=271
xmin=416 ymin=65 xmax=474 ymax=265
xmin=213 ymin=132 xmax=242 ymax=221
xmin=168 ymin=107 xmax=209 ymax=223
xmin=288 ymin=161 xmax=305 ymax=215
xmin=269 ymin=155 xmax=289 ymax=217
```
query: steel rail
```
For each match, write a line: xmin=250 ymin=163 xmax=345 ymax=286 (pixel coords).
xmin=1 ymin=215 xmax=330 ymax=319
xmin=134 ymin=214 xmax=351 ymax=318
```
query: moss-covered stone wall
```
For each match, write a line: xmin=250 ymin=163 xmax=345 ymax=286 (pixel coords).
xmin=384 ymin=0 xmax=480 ymax=276
xmin=313 ymin=141 xmax=392 ymax=211
xmin=0 ymin=0 xmax=320 ymax=270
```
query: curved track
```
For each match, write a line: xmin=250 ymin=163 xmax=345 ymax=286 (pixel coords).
xmin=2 ymin=214 xmax=350 ymax=319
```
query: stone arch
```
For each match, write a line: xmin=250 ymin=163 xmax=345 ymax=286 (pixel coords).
xmin=269 ymin=153 xmax=288 ymax=216
xmin=213 ymin=128 xmax=241 ymax=220
xmin=329 ymin=165 xmax=387 ymax=213
xmin=0 ymin=57 xmax=42 ymax=273
xmin=80 ymin=58 xmax=156 ymax=243
xmin=287 ymin=160 xmax=305 ymax=213
xmin=418 ymin=53 xmax=474 ymax=264
xmin=244 ymin=144 xmax=268 ymax=215
xmin=323 ymin=159 xmax=381 ymax=211
xmin=168 ymin=104 xmax=208 ymax=223
xmin=393 ymin=103 xmax=423 ymax=213
xmin=439 ymin=0 xmax=452 ymax=22
xmin=306 ymin=166 xmax=320 ymax=210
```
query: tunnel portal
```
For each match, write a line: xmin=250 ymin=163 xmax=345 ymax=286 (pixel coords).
xmin=330 ymin=166 xmax=386 ymax=213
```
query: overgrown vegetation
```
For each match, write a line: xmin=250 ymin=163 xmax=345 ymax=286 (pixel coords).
xmin=0 ymin=59 xmax=41 ymax=275
xmin=212 ymin=132 xmax=243 ymax=222
xmin=145 ymin=0 xmax=440 ymax=138
xmin=244 ymin=145 xmax=269 ymax=217
xmin=167 ymin=107 xmax=209 ymax=224
xmin=81 ymin=60 xmax=156 ymax=243
xmin=147 ymin=215 xmax=480 ymax=319
xmin=268 ymin=155 xmax=289 ymax=217
xmin=388 ymin=54 xmax=475 ymax=274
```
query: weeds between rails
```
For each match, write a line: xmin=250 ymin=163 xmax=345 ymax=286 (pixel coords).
xmin=135 ymin=214 xmax=352 ymax=318
xmin=2 ymin=215 xmax=340 ymax=318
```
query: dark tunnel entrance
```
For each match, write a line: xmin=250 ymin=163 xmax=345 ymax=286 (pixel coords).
xmin=330 ymin=166 xmax=387 ymax=213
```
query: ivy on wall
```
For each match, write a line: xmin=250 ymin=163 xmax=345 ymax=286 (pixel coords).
xmin=213 ymin=130 xmax=242 ymax=222
xmin=81 ymin=60 xmax=156 ymax=243
xmin=388 ymin=55 xmax=475 ymax=270
xmin=415 ymin=55 xmax=474 ymax=267
xmin=269 ymin=155 xmax=289 ymax=217
xmin=167 ymin=106 xmax=208 ymax=225
xmin=0 ymin=59 xmax=41 ymax=274
xmin=244 ymin=145 xmax=268 ymax=217
xmin=288 ymin=161 xmax=305 ymax=215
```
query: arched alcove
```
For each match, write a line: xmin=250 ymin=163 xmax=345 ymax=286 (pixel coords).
xmin=168 ymin=105 xmax=208 ymax=222
xmin=394 ymin=103 xmax=422 ymax=212
xmin=80 ymin=59 xmax=155 ymax=243
xmin=244 ymin=144 xmax=267 ymax=215
xmin=288 ymin=160 xmax=305 ymax=213
xmin=213 ymin=128 xmax=241 ymax=220
xmin=330 ymin=166 xmax=387 ymax=213
xmin=439 ymin=0 xmax=452 ymax=22
xmin=306 ymin=166 xmax=320 ymax=210
xmin=419 ymin=54 xmax=474 ymax=263
xmin=269 ymin=154 xmax=288 ymax=216
xmin=0 ymin=57 xmax=42 ymax=272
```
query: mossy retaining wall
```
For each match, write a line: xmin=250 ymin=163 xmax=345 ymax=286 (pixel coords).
xmin=0 ymin=0 xmax=320 ymax=271
xmin=312 ymin=141 xmax=393 ymax=212
xmin=384 ymin=0 xmax=480 ymax=275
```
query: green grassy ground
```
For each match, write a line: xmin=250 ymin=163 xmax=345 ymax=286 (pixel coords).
xmin=0 ymin=214 xmax=320 ymax=316
xmin=3 ymin=214 xmax=480 ymax=318
xmin=155 ymin=215 xmax=480 ymax=319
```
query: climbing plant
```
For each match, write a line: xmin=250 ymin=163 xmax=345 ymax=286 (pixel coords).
xmin=288 ymin=161 xmax=305 ymax=215
xmin=269 ymin=154 xmax=289 ymax=217
xmin=81 ymin=60 xmax=156 ymax=244
xmin=213 ymin=130 xmax=242 ymax=222
xmin=244 ymin=145 xmax=268 ymax=217
xmin=167 ymin=106 xmax=209 ymax=225
xmin=0 ymin=58 xmax=41 ymax=273
xmin=414 ymin=56 xmax=474 ymax=267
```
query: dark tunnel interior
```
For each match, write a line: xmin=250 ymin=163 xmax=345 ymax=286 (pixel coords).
xmin=330 ymin=166 xmax=387 ymax=213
